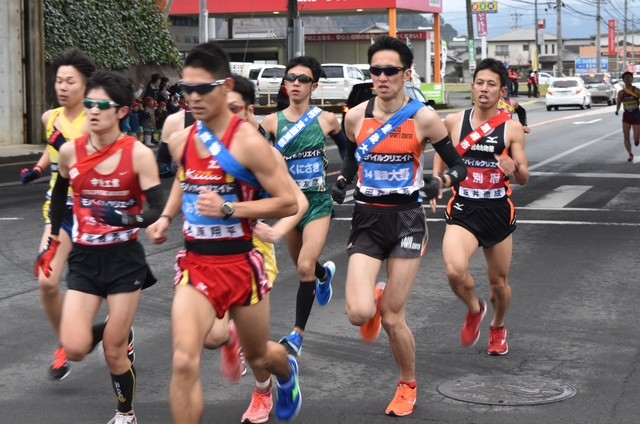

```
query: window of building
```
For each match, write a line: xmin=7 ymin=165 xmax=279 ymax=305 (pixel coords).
xmin=552 ymin=44 xmax=555 ymax=54
xmin=496 ymin=45 xmax=509 ymax=55
xmin=523 ymin=44 xmax=529 ymax=51
xmin=545 ymin=44 xmax=548 ymax=54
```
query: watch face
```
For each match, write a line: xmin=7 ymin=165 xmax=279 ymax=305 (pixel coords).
xmin=222 ymin=202 xmax=234 ymax=215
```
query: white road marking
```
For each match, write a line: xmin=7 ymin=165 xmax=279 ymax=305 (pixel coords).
xmin=332 ymin=216 xmax=640 ymax=226
xmin=572 ymin=119 xmax=602 ymax=124
xmin=525 ymin=185 xmax=593 ymax=208
xmin=0 ymin=218 xmax=23 ymax=221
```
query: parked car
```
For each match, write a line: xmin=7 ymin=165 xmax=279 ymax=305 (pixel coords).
xmin=537 ymin=72 xmax=554 ymax=85
xmin=353 ymin=64 xmax=372 ymax=80
xmin=248 ymin=65 xmax=286 ymax=103
xmin=341 ymin=81 xmax=436 ymax=130
xmin=316 ymin=63 xmax=366 ymax=103
xmin=545 ymin=77 xmax=592 ymax=110
xmin=575 ymin=73 xmax=615 ymax=105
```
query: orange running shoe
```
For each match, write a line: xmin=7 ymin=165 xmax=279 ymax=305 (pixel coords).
xmin=360 ymin=282 xmax=385 ymax=343
xmin=51 ymin=346 xmax=71 ymax=380
xmin=385 ymin=382 xmax=417 ymax=417
xmin=220 ymin=320 xmax=243 ymax=383
xmin=487 ymin=326 xmax=509 ymax=355
xmin=241 ymin=389 xmax=273 ymax=423
xmin=460 ymin=299 xmax=487 ymax=347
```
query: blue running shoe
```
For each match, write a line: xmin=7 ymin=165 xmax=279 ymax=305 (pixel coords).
xmin=279 ymin=331 xmax=303 ymax=356
xmin=316 ymin=261 xmax=334 ymax=306
xmin=275 ymin=355 xmax=301 ymax=422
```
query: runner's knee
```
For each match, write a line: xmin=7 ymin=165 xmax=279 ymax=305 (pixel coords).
xmin=172 ymin=347 xmax=200 ymax=378
xmin=345 ymin=303 xmax=372 ymax=326
xmin=38 ymin=274 xmax=60 ymax=294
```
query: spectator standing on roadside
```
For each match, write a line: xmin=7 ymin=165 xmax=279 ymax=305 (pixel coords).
xmin=141 ymin=96 xmax=156 ymax=146
xmin=276 ymin=77 xmax=290 ymax=111
xmin=143 ymin=73 xmax=161 ymax=102
xmin=128 ymin=100 xmax=140 ymax=138
xmin=506 ymin=69 xmax=514 ymax=97
xmin=155 ymin=101 xmax=168 ymax=139
xmin=134 ymin=82 xmax=144 ymax=99
xmin=527 ymin=71 xmax=534 ymax=97
xmin=533 ymin=71 xmax=539 ymax=98
xmin=512 ymin=69 xmax=520 ymax=97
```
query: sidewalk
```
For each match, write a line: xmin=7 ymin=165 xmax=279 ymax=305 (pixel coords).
xmin=0 ymin=143 xmax=45 ymax=164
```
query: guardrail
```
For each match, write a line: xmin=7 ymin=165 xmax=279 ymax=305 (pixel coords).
xmin=255 ymin=85 xmax=347 ymax=107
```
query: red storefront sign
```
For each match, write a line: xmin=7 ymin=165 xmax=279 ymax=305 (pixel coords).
xmin=305 ymin=31 xmax=429 ymax=42
xmin=170 ymin=0 xmax=442 ymax=15
xmin=608 ymin=19 xmax=616 ymax=56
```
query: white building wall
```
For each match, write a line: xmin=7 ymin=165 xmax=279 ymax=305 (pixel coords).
xmin=0 ymin=0 xmax=24 ymax=145
xmin=488 ymin=40 xmax=557 ymax=68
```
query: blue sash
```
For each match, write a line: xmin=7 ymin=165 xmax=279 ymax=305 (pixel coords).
xmin=196 ymin=120 xmax=261 ymax=188
xmin=275 ymin=106 xmax=323 ymax=152
xmin=355 ymin=99 xmax=425 ymax=165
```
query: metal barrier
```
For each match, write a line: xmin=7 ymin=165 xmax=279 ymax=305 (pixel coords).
xmin=254 ymin=85 xmax=345 ymax=107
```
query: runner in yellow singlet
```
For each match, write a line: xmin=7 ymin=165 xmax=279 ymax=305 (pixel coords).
xmin=20 ymin=50 xmax=96 ymax=380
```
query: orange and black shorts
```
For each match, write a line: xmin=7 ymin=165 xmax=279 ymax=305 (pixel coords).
xmin=174 ymin=248 xmax=270 ymax=318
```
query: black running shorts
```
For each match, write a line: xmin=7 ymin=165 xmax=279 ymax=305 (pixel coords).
xmin=347 ymin=202 xmax=427 ymax=261
xmin=445 ymin=197 xmax=517 ymax=248
xmin=67 ymin=239 xmax=152 ymax=297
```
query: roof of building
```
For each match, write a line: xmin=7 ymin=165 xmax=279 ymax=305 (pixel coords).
xmin=488 ymin=28 xmax=559 ymax=42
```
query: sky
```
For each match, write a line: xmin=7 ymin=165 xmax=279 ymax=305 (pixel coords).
xmin=441 ymin=0 xmax=640 ymax=40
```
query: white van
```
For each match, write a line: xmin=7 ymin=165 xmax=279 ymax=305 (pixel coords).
xmin=317 ymin=63 xmax=366 ymax=102
xmin=248 ymin=65 xmax=286 ymax=104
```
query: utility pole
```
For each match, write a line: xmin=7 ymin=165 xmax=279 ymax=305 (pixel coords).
xmin=596 ymin=0 xmax=601 ymax=72
xmin=511 ymin=13 xmax=523 ymax=30
xmin=199 ymin=0 xmax=208 ymax=43
xmin=556 ymin=0 xmax=562 ymax=75
xmin=287 ymin=0 xmax=304 ymax=60
xmin=466 ymin=0 xmax=474 ymax=43
xmin=624 ymin=0 xmax=628 ymax=71
xmin=534 ymin=0 xmax=539 ymax=69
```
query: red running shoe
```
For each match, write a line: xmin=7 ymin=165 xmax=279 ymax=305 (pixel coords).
xmin=460 ymin=299 xmax=487 ymax=347
xmin=360 ymin=282 xmax=385 ymax=343
xmin=220 ymin=320 xmax=243 ymax=383
xmin=487 ymin=326 xmax=509 ymax=355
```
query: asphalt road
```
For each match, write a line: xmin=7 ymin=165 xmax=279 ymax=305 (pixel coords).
xmin=2 ymin=100 xmax=640 ymax=423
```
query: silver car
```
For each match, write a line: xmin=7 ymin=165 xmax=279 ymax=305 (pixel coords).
xmin=576 ymin=73 xmax=615 ymax=105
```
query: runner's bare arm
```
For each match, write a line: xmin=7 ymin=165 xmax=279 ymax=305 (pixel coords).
xmin=260 ymin=113 xmax=278 ymax=143
xmin=166 ymin=126 xmax=191 ymax=164
xmin=133 ymin=143 xmax=161 ymax=191
xmin=506 ymin=122 xmax=529 ymax=186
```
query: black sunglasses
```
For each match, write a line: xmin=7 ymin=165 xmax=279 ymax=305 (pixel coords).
xmin=284 ymin=73 xmax=314 ymax=83
xmin=369 ymin=66 xmax=406 ymax=77
xmin=179 ymin=79 xmax=226 ymax=95
xmin=83 ymin=99 xmax=120 ymax=110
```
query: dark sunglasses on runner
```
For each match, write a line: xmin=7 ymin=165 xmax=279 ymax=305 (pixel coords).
xmin=83 ymin=99 xmax=120 ymax=110
xmin=369 ymin=66 xmax=406 ymax=77
xmin=284 ymin=73 xmax=314 ymax=83
xmin=179 ymin=79 xmax=226 ymax=95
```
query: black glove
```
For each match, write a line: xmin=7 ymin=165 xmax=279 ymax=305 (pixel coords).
xmin=90 ymin=201 xmax=129 ymax=226
xmin=422 ymin=175 xmax=441 ymax=200
xmin=331 ymin=178 xmax=347 ymax=204
xmin=20 ymin=167 xmax=42 ymax=184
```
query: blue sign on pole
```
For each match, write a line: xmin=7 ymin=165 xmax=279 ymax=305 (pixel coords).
xmin=575 ymin=57 xmax=609 ymax=72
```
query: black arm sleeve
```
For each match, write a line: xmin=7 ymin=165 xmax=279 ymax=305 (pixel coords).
xmin=49 ymin=175 xmax=70 ymax=237
xmin=514 ymin=104 xmax=528 ymax=126
xmin=156 ymin=141 xmax=175 ymax=179
xmin=338 ymin=137 xmax=359 ymax=184
xmin=331 ymin=130 xmax=348 ymax=160
xmin=124 ymin=185 xmax=165 ymax=228
xmin=432 ymin=135 xmax=468 ymax=185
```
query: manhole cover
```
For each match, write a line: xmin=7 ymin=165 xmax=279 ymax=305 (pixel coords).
xmin=438 ymin=374 xmax=577 ymax=405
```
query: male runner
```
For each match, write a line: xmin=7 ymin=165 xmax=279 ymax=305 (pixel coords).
xmin=261 ymin=55 xmax=349 ymax=356
xmin=145 ymin=41 xmax=302 ymax=424
xmin=434 ymin=58 xmax=529 ymax=356
xmin=35 ymin=70 xmax=163 ymax=424
xmin=498 ymin=97 xmax=531 ymax=133
xmin=333 ymin=35 xmax=467 ymax=417
xmin=20 ymin=49 xmax=96 ymax=380
xmin=615 ymin=71 xmax=640 ymax=161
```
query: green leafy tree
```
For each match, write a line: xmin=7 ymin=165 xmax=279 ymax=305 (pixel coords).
xmin=43 ymin=0 xmax=180 ymax=69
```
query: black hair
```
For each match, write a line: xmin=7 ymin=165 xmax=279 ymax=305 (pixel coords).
xmin=473 ymin=58 xmax=508 ymax=88
xmin=285 ymin=56 xmax=323 ymax=82
xmin=149 ymin=73 xmax=161 ymax=84
xmin=368 ymin=35 xmax=413 ymax=70
xmin=51 ymin=49 xmax=97 ymax=82
xmin=184 ymin=41 xmax=231 ymax=80
xmin=231 ymin=74 xmax=256 ymax=106
xmin=622 ymin=71 xmax=633 ymax=80
xmin=86 ymin=70 xmax=134 ymax=121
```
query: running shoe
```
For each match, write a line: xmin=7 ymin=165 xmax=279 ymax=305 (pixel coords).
xmin=279 ymin=331 xmax=303 ymax=356
xmin=220 ymin=320 xmax=243 ymax=383
xmin=629 ymin=153 xmax=634 ymax=162
xmin=107 ymin=410 xmax=137 ymax=424
xmin=242 ymin=388 xmax=273 ymax=423
xmin=50 ymin=346 xmax=71 ymax=380
xmin=275 ymin=355 xmax=301 ymax=422
xmin=635 ymin=139 xmax=639 ymax=147
xmin=127 ymin=327 xmax=135 ymax=365
xmin=385 ymin=382 xmax=417 ymax=417
xmin=487 ymin=326 xmax=509 ymax=355
xmin=460 ymin=299 xmax=487 ymax=347
xmin=316 ymin=261 xmax=335 ymax=306
xmin=360 ymin=282 xmax=385 ymax=343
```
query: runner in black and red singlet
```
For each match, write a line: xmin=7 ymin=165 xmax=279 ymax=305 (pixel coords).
xmin=434 ymin=58 xmax=530 ymax=357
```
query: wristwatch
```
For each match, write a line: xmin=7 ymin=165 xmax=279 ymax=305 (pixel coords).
xmin=220 ymin=201 xmax=235 ymax=219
